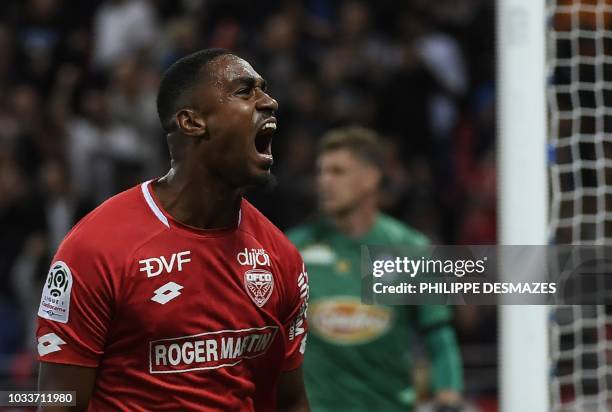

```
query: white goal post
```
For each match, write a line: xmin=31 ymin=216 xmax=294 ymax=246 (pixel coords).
xmin=498 ymin=0 xmax=549 ymax=411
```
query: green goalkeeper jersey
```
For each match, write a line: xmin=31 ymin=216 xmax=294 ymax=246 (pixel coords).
xmin=287 ymin=214 xmax=462 ymax=411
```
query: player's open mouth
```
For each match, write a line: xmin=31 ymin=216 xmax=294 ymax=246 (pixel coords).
xmin=255 ymin=120 xmax=276 ymax=162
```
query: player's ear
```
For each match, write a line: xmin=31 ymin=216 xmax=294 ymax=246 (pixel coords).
xmin=175 ymin=109 xmax=207 ymax=137
xmin=364 ymin=166 xmax=382 ymax=191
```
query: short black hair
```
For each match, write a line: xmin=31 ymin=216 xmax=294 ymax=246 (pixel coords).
xmin=156 ymin=48 xmax=231 ymax=132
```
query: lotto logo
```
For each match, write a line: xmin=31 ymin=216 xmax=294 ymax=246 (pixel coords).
xmin=37 ymin=333 xmax=66 ymax=356
xmin=151 ymin=282 xmax=183 ymax=305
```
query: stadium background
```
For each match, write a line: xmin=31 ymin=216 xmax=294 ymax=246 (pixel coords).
xmin=0 ymin=0 xmax=497 ymax=409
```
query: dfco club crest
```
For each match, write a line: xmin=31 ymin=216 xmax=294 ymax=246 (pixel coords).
xmin=244 ymin=268 xmax=274 ymax=307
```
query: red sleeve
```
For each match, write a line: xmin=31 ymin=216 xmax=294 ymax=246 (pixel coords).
xmin=281 ymin=253 xmax=309 ymax=371
xmin=36 ymin=237 xmax=115 ymax=367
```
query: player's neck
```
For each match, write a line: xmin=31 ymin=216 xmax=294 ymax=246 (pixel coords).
xmin=331 ymin=201 xmax=377 ymax=239
xmin=153 ymin=166 xmax=242 ymax=230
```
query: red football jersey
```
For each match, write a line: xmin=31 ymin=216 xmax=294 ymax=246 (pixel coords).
xmin=36 ymin=180 xmax=309 ymax=411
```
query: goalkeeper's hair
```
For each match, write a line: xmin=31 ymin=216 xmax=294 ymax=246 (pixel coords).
xmin=317 ymin=126 xmax=385 ymax=170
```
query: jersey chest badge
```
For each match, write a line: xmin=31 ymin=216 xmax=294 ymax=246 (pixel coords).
xmin=237 ymin=248 xmax=274 ymax=307
xmin=244 ymin=269 xmax=274 ymax=307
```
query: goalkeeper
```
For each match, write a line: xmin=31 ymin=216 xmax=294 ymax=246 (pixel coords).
xmin=287 ymin=127 xmax=463 ymax=411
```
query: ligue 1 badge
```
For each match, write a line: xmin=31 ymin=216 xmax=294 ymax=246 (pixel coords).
xmin=38 ymin=261 xmax=73 ymax=323
xmin=244 ymin=268 xmax=274 ymax=307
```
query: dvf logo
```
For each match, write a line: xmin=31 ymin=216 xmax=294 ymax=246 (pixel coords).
xmin=139 ymin=251 xmax=191 ymax=278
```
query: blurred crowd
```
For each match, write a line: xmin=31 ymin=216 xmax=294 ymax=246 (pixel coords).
xmin=0 ymin=0 xmax=497 ymax=407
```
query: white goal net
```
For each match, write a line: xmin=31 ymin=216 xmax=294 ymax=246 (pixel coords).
xmin=548 ymin=0 xmax=612 ymax=410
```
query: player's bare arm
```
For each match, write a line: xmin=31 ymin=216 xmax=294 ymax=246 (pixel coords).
xmin=276 ymin=366 xmax=310 ymax=412
xmin=37 ymin=362 xmax=96 ymax=411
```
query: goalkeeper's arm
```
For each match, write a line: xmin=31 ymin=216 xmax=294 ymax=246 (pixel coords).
xmin=423 ymin=322 xmax=464 ymax=410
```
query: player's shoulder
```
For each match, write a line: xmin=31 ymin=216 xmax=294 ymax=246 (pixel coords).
xmin=376 ymin=213 xmax=429 ymax=245
xmin=240 ymin=199 xmax=300 ymax=257
xmin=58 ymin=182 xmax=165 ymax=260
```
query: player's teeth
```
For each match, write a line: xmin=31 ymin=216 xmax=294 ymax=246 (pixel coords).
xmin=262 ymin=123 xmax=276 ymax=130
xmin=261 ymin=154 xmax=273 ymax=159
